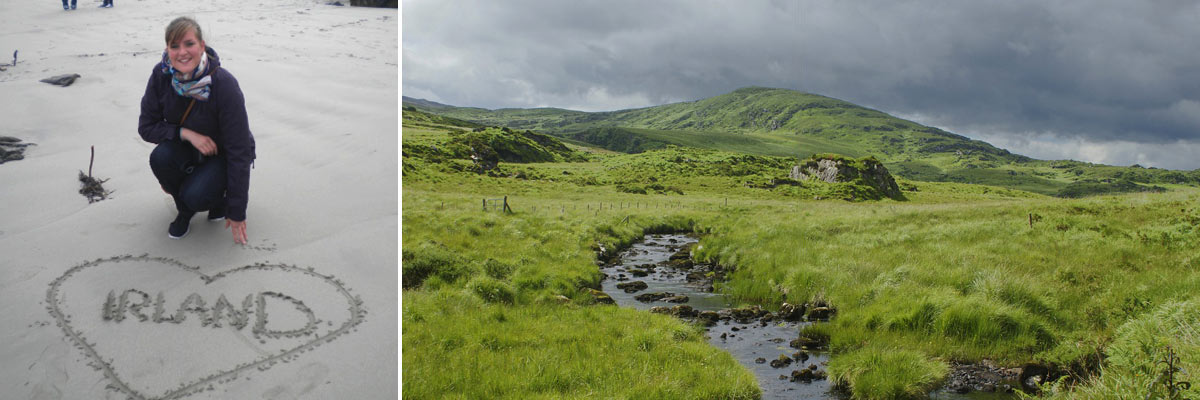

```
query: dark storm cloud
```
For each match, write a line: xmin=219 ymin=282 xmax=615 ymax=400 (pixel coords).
xmin=403 ymin=0 xmax=1200 ymax=169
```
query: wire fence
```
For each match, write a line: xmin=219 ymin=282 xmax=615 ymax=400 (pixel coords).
xmin=448 ymin=196 xmax=743 ymax=216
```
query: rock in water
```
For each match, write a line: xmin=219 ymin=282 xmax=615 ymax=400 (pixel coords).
xmin=778 ymin=302 xmax=806 ymax=321
xmin=587 ymin=289 xmax=615 ymax=305
xmin=616 ymin=280 xmax=648 ymax=293
xmin=663 ymin=295 xmax=689 ymax=303
xmin=806 ymin=306 xmax=835 ymax=321
xmin=40 ymin=73 xmax=82 ymax=87
xmin=634 ymin=292 xmax=672 ymax=303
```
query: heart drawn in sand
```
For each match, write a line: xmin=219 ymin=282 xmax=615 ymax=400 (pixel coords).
xmin=45 ymin=255 xmax=366 ymax=400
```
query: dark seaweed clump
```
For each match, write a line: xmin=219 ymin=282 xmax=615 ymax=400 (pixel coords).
xmin=78 ymin=171 xmax=111 ymax=203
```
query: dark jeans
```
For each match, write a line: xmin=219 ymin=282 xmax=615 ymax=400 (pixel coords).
xmin=62 ymin=0 xmax=76 ymax=7
xmin=149 ymin=140 xmax=226 ymax=214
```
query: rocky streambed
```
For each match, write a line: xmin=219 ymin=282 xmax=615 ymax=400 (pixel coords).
xmin=597 ymin=234 xmax=1021 ymax=400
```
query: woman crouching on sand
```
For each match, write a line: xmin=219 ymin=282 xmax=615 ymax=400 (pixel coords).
xmin=139 ymin=16 xmax=255 ymax=244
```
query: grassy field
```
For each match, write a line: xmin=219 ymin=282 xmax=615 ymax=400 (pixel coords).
xmin=402 ymin=109 xmax=1200 ymax=399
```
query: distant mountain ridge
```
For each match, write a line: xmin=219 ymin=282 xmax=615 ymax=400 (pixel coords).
xmin=402 ymin=96 xmax=456 ymax=110
xmin=404 ymin=87 xmax=1200 ymax=196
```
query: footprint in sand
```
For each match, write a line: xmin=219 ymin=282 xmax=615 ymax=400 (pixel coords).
xmin=260 ymin=363 xmax=330 ymax=400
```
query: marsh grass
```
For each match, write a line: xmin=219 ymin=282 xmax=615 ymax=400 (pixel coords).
xmin=695 ymin=190 xmax=1200 ymax=396
xmin=826 ymin=346 xmax=949 ymax=399
xmin=403 ymin=112 xmax=1200 ymax=399
xmin=1040 ymin=300 xmax=1200 ymax=399
xmin=402 ymin=290 xmax=759 ymax=399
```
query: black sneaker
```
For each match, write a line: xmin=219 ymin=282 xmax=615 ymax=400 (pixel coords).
xmin=168 ymin=211 xmax=195 ymax=239
xmin=207 ymin=206 xmax=226 ymax=222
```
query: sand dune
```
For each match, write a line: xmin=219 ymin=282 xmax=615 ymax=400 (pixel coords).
xmin=0 ymin=0 xmax=398 ymax=398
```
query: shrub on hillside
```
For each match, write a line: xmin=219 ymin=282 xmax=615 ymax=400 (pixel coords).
xmin=1057 ymin=179 xmax=1166 ymax=198
xmin=467 ymin=277 xmax=516 ymax=304
xmin=446 ymin=128 xmax=583 ymax=172
xmin=402 ymin=244 xmax=474 ymax=289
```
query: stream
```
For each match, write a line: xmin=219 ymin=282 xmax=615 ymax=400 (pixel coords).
xmin=599 ymin=234 xmax=1020 ymax=400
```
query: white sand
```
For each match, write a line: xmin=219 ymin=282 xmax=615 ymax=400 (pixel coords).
xmin=0 ymin=0 xmax=397 ymax=398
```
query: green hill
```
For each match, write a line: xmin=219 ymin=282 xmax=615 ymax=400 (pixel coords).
xmin=403 ymin=88 xmax=1200 ymax=197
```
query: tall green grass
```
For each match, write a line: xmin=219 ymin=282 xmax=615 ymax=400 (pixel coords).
xmin=404 ymin=112 xmax=1200 ymax=399
xmin=403 ymin=289 xmax=759 ymax=399
xmin=1041 ymin=300 xmax=1200 ymax=399
xmin=693 ymin=190 xmax=1200 ymax=395
xmin=826 ymin=346 xmax=949 ymax=399
xmin=402 ymin=185 xmax=760 ymax=398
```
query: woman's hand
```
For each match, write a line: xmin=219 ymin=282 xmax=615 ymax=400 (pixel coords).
xmin=226 ymin=219 xmax=248 ymax=245
xmin=180 ymin=127 xmax=218 ymax=156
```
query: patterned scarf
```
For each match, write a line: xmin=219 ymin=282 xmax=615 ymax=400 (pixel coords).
xmin=160 ymin=49 xmax=214 ymax=101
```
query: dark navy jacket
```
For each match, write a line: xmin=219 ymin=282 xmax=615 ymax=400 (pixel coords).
xmin=138 ymin=47 xmax=255 ymax=221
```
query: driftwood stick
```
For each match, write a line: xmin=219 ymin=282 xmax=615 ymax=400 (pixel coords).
xmin=89 ymin=146 xmax=95 ymax=178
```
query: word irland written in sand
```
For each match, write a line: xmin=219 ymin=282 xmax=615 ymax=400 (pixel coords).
xmin=102 ymin=290 xmax=318 ymax=340
xmin=46 ymin=254 xmax=367 ymax=400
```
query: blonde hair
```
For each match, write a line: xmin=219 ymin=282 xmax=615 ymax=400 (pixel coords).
xmin=165 ymin=17 xmax=204 ymax=46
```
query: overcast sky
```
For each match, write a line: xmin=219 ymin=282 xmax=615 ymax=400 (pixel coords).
xmin=402 ymin=1 xmax=1200 ymax=170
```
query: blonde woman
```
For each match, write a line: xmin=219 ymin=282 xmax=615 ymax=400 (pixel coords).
xmin=138 ymin=17 xmax=255 ymax=244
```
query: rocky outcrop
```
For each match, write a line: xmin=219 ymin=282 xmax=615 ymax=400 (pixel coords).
xmin=791 ymin=158 xmax=841 ymax=183
xmin=789 ymin=154 xmax=904 ymax=200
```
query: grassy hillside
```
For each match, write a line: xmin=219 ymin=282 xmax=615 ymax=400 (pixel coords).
xmin=404 ymin=88 xmax=1200 ymax=197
